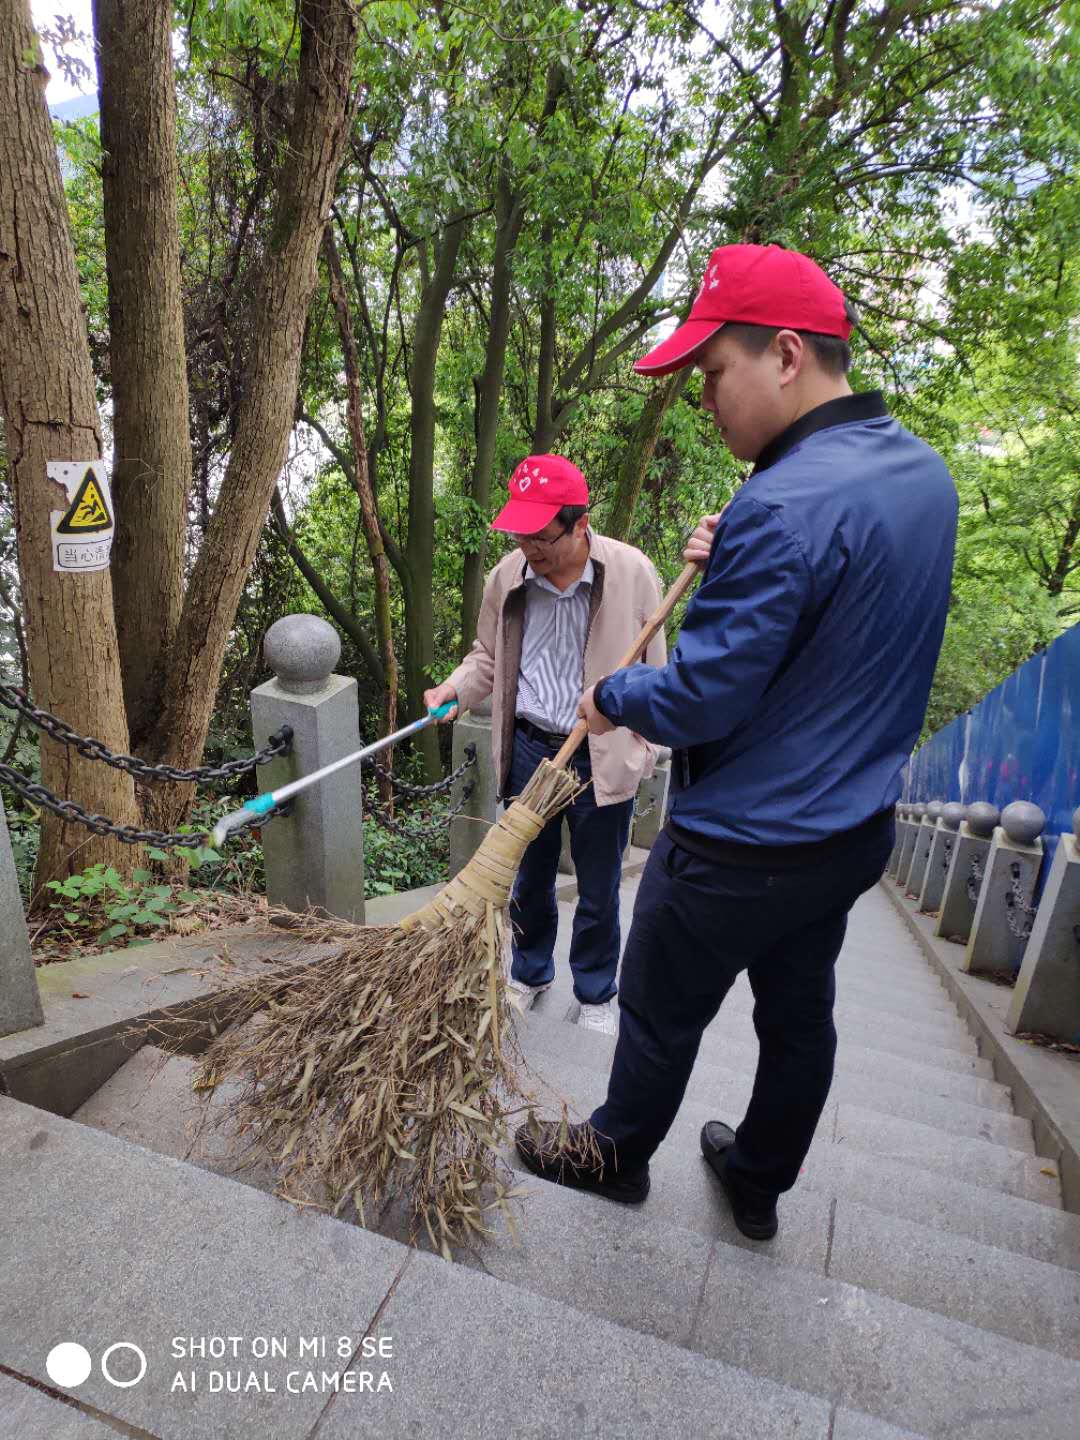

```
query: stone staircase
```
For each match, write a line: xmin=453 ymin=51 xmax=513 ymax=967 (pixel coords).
xmin=4 ymin=878 xmax=1080 ymax=1438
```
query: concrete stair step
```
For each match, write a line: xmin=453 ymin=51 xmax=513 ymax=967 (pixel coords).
xmin=520 ymin=1005 xmax=1015 ymax=1115
xmin=829 ymin=1198 xmax=1080 ymax=1361
xmin=516 ymin=1043 xmax=1058 ymax=1208
xmin=383 ymin=1162 xmax=1080 ymax=1439
xmin=382 ymin=1135 xmax=1080 ymax=1363
xmin=524 ymin=1036 xmax=1032 ymax=1151
xmin=698 ymin=1006 xmax=980 ymax=1061
xmin=543 ymin=938 xmax=969 ymax=1040
xmin=0 ymin=1095 xmax=925 ymax=1440
xmin=564 ymin=891 xmax=953 ymax=1006
xmin=513 ymin=1052 xmax=1073 ymax=1247
xmin=72 ymin=1046 xmax=280 ymax=1196
xmin=77 ymin=1046 xmax=1071 ymax=1276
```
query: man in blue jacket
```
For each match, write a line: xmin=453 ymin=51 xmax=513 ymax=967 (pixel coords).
xmin=515 ymin=243 xmax=958 ymax=1240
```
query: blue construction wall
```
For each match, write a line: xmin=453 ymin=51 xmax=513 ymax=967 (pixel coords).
xmin=905 ymin=621 xmax=1080 ymax=882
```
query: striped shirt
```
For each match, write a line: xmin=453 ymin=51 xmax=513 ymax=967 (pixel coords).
xmin=516 ymin=554 xmax=595 ymax=734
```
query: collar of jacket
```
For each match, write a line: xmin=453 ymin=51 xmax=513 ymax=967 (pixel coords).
xmin=752 ymin=390 xmax=888 ymax=475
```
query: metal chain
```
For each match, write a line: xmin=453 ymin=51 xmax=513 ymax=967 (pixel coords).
xmin=0 ymin=680 xmax=292 ymax=784
xmin=942 ymin=837 xmax=954 ymax=870
xmin=366 ymin=781 xmax=476 ymax=840
xmin=633 ymin=795 xmax=657 ymax=821
xmin=966 ymin=853 xmax=984 ymax=906
xmin=0 ymin=760 xmax=287 ymax=847
xmin=368 ymin=743 xmax=477 ymax=796
xmin=1005 ymin=860 xmax=1037 ymax=941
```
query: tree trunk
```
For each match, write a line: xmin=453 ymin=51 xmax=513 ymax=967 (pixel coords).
xmin=460 ymin=166 xmax=524 ymax=657
xmin=404 ymin=213 xmax=468 ymax=780
xmin=0 ymin=0 xmax=140 ymax=895
xmin=324 ymin=227 xmax=398 ymax=806
xmin=92 ymin=0 xmax=191 ymax=750
xmin=145 ymin=0 xmax=358 ymax=829
xmin=605 ymin=371 xmax=690 ymax=542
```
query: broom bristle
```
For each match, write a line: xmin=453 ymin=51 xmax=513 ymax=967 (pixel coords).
xmin=187 ymin=759 xmax=589 ymax=1256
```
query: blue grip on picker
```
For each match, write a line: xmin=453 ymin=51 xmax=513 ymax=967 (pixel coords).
xmin=247 ymin=791 xmax=278 ymax=817
xmin=427 ymin=701 xmax=456 ymax=719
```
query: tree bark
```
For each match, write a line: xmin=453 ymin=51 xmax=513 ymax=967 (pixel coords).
xmin=92 ymin=0 xmax=191 ymax=749
xmin=324 ymin=227 xmax=398 ymax=792
xmin=460 ymin=165 xmax=524 ymax=657
xmin=605 ymin=371 xmax=690 ymax=542
xmin=0 ymin=0 xmax=140 ymax=894
xmin=145 ymin=0 xmax=358 ymax=827
xmin=403 ymin=212 xmax=468 ymax=780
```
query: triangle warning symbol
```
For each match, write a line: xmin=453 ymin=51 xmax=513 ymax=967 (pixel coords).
xmin=56 ymin=469 xmax=113 ymax=534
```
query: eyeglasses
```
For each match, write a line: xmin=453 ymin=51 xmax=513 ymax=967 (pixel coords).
xmin=511 ymin=525 xmax=569 ymax=550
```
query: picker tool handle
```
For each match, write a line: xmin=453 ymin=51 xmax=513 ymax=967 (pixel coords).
xmin=550 ymin=560 xmax=701 ymax=772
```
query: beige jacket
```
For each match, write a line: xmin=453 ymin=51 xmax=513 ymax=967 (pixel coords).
xmin=446 ymin=531 xmax=667 ymax=805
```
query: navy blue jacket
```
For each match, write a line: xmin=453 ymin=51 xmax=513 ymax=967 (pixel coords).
xmin=596 ymin=392 xmax=958 ymax=846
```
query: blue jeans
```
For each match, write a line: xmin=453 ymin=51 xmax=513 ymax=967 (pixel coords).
xmin=507 ymin=724 xmax=633 ymax=1005
xmin=588 ymin=822 xmax=894 ymax=1198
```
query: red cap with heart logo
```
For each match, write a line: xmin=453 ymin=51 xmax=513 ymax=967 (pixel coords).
xmin=634 ymin=243 xmax=852 ymax=377
xmin=491 ymin=454 xmax=589 ymax=534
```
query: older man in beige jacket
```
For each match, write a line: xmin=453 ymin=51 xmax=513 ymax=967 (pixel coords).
xmin=425 ymin=454 xmax=665 ymax=1033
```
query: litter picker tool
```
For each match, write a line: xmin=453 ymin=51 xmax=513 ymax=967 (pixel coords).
xmin=210 ymin=703 xmax=457 ymax=848
xmin=188 ymin=563 xmax=701 ymax=1256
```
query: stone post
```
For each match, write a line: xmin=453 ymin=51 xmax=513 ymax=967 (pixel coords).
xmin=918 ymin=802 xmax=964 ymax=914
xmin=906 ymin=801 xmax=942 ymax=898
xmin=632 ymin=748 xmax=671 ymax=851
xmin=250 ymin=615 xmax=365 ymax=923
xmin=449 ymin=699 xmax=497 ymax=879
xmin=886 ymin=805 xmax=907 ymax=876
xmin=963 ymin=801 xmax=1045 ymax=976
xmin=935 ymin=802 xmax=999 ymax=944
xmin=0 ymin=793 xmax=43 ymax=1037
xmin=1006 ymin=808 xmax=1080 ymax=1042
xmin=895 ymin=803 xmax=925 ymax=889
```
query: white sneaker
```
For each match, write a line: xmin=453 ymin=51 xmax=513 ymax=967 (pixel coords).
xmin=506 ymin=977 xmax=553 ymax=1012
xmin=577 ymin=1001 xmax=618 ymax=1035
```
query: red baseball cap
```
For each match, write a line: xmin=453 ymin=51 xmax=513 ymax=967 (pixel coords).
xmin=491 ymin=454 xmax=589 ymax=534
xmin=634 ymin=244 xmax=851 ymax=377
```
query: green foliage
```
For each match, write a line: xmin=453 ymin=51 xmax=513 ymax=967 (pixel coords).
xmin=361 ymin=806 xmax=450 ymax=897
xmin=44 ymin=864 xmax=185 ymax=947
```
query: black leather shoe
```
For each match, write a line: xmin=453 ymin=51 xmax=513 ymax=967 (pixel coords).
xmin=515 ymin=1121 xmax=650 ymax=1205
xmin=700 ymin=1121 xmax=779 ymax=1240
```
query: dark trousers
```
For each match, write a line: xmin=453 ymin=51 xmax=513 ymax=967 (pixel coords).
xmin=507 ymin=724 xmax=633 ymax=1006
xmin=588 ymin=823 xmax=894 ymax=1200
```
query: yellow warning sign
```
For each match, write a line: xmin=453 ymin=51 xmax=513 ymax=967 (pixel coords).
xmin=56 ymin=468 xmax=113 ymax=534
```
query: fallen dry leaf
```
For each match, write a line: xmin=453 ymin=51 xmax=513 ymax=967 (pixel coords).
xmin=71 ymin=992 xmax=90 ymax=999
xmin=170 ymin=916 xmax=205 ymax=936
xmin=1040 ymin=1167 xmax=1058 ymax=1178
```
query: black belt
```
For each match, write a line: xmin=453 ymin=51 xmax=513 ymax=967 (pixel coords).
xmin=516 ymin=716 xmax=571 ymax=748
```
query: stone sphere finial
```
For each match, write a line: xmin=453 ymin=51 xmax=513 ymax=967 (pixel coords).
xmin=264 ymin=614 xmax=340 ymax=694
xmin=912 ymin=803 xmax=927 ymax=819
xmin=1000 ymin=801 xmax=1046 ymax=846
xmin=941 ymin=802 xmax=965 ymax=831
xmin=965 ymin=801 xmax=1000 ymax=839
xmin=926 ymin=801 xmax=943 ymax=822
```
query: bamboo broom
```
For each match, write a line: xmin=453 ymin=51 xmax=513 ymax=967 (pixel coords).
xmin=190 ymin=563 xmax=700 ymax=1255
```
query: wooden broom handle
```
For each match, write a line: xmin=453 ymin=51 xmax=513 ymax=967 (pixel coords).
xmin=550 ymin=561 xmax=701 ymax=771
